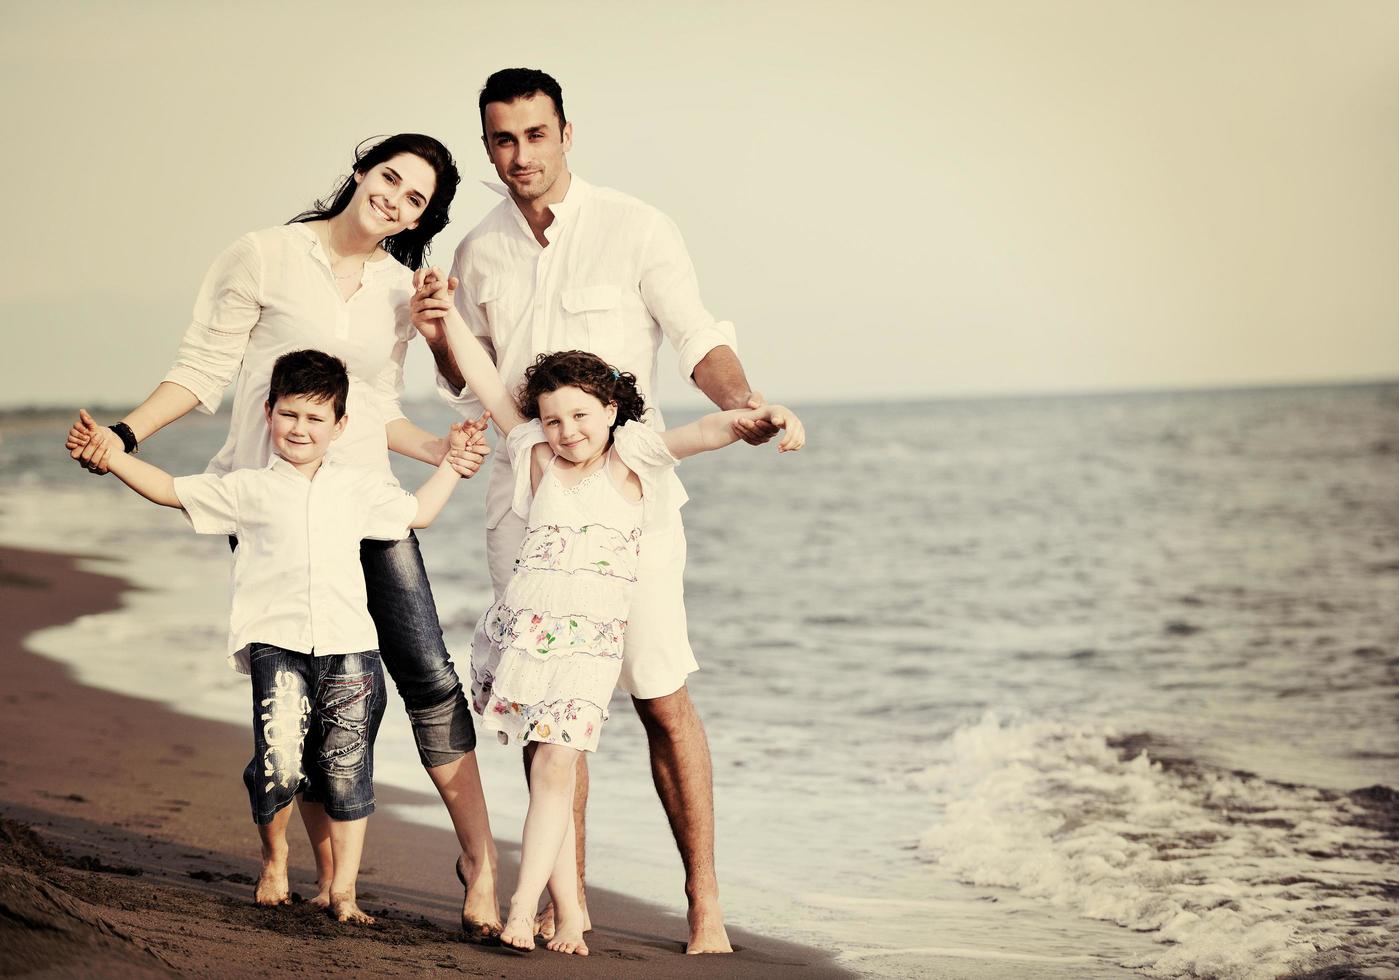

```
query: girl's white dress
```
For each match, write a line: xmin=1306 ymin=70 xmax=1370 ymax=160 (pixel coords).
xmin=470 ymin=420 xmax=678 ymax=752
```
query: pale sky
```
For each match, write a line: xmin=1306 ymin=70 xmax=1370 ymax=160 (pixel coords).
xmin=3 ymin=0 xmax=1397 ymax=410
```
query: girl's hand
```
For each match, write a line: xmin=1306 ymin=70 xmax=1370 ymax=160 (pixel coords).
xmin=409 ymin=267 xmax=460 ymax=342
xmin=762 ymin=405 xmax=806 ymax=453
xmin=66 ymin=408 xmax=119 ymax=474
xmin=731 ymin=390 xmax=781 ymax=446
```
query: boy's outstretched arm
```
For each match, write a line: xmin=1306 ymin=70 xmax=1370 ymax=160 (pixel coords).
xmin=661 ymin=405 xmax=806 ymax=461
xmin=410 ymin=422 xmax=473 ymax=529
xmin=423 ymin=273 xmax=528 ymax=436
xmin=70 ymin=409 xmax=181 ymax=507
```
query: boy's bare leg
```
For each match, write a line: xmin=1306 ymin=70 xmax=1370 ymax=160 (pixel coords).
xmin=255 ymin=805 xmax=295 ymax=906
xmin=524 ymin=745 xmax=590 ymax=939
xmin=502 ymin=744 xmax=579 ymax=951
xmin=297 ymin=798 xmax=335 ymax=907
xmin=327 ymin=816 xmax=374 ymax=924
xmin=634 ymin=686 xmax=732 ymax=954
xmin=425 ymin=752 xmax=503 ymax=935
xmin=545 ymin=808 xmax=589 ymax=956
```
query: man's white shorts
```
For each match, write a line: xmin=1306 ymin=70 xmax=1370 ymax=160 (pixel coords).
xmin=486 ymin=510 xmax=698 ymax=700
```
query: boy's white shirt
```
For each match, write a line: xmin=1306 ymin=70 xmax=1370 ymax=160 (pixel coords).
xmin=173 ymin=457 xmax=417 ymax=673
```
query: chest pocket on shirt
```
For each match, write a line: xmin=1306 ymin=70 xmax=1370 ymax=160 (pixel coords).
xmin=560 ymin=284 xmax=624 ymax=352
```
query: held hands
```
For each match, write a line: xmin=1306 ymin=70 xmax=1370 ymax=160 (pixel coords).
xmin=65 ymin=408 xmax=120 ymax=474
xmin=732 ymin=391 xmax=783 ymax=446
xmin=410 ymin=267 xmax=459 ymax=342
xmin=445 ymin=412 xmax=491 ymax=478
xmin=751 ymin=404 xmax=805 ymax=453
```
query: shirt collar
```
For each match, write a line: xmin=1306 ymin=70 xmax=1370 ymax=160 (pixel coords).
xmin=291 ymin=222 xmax=400 ymax=279
xmin=488 ymin=172 xmax=590 ymax=243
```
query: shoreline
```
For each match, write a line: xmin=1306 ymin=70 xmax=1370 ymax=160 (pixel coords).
xmin=0 ymin=543 xmax=852 ymax=977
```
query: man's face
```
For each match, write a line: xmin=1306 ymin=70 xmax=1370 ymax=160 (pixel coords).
xmin=482 ymin=93 xmax=572 ymax=204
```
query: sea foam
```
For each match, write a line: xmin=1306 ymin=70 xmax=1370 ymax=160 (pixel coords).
xmin=917 ymin=716 xmax=1398 ymax=980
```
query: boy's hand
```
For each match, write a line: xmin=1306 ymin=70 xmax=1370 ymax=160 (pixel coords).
xmin=732 ymin=391 xmax=781 ymax=446
xmin=410 ymin=267 xmax=460 ymax=343
xmin=759 ymin=404 xmax=805 ymax=453
xmin=66 ymin=408 xmax=120 ymax=474
xmin=445 ymin=412 xmax=491 ymax=477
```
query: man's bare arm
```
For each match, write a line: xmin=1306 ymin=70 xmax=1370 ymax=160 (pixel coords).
xmin=691 ymin=345 xmax=780 ymax=445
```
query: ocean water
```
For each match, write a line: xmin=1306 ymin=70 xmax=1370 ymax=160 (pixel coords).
xmin=2 ymin=384 xmax=1396 ymax=979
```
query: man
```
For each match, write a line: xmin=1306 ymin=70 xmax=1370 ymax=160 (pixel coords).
xmin=413 ymin=67 xmax=780 ymax=954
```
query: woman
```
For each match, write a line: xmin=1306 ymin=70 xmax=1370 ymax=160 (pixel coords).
xmin=67 ymin=133 xmax=501 ymax=937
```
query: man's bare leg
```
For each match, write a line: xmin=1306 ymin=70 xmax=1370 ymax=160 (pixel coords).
xmin=426 ymin=751 xmax=503 ymax=936
xmin=524 ymin=743 xmax=591 ymax=939
xmin=297 ymin=798 xmax=335 ymax=908
xmin=634 ymin=686 xmax=731 ymax=954
xmin=254 ymin=805 xmax=295 ymax=907
xmin=327 ymin=816 xmax=373 ymax=924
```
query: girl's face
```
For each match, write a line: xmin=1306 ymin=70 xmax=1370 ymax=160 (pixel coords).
xmin=537 ymin=385 xmax=617 ymax=465
xmin=349 ymin=152 xmax=437 ymax=239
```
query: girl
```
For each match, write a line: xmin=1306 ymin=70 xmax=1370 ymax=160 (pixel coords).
xmin=438 ymin=296 xmax=803 ymax=955
xmin=64 ymin=134 xmax=503 ymax=935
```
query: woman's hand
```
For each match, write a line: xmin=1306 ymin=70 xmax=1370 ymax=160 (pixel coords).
xmin=66 ymin=408 xmax=122 ymax=474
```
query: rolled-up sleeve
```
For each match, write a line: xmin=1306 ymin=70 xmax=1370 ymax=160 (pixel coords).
xmin=437 ymin=242 xmax=497 ymax=417
xmin=367 ymin=306 xmax=413 ymax=426
xmin=163 ymin=234 xmax=263 ymax=414
xmin=173 ymin=472 xmax=240 ymax=535
xmin=638 ymin=212 xmax=738 ymax=387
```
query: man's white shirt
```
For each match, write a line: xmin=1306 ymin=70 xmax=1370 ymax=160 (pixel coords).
xmin=442 ymin=175 xmax=735 ymax=529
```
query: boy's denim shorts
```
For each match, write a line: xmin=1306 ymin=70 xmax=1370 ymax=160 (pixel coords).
xmin=243 ymin=643 xmax=387 ymax=825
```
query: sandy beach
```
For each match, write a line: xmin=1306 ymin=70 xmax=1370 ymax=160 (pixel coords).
xmin=0 ymin=544 xmax=852 ymax=978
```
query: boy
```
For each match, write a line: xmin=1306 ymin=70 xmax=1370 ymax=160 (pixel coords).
xmin=70 ymin=349 xmax=475 ymax=924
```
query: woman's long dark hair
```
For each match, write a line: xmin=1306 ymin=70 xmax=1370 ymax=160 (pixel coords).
xmin=288 ymin=134 xmax=460 ymax=270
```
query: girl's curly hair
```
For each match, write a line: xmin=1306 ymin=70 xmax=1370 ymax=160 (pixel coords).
xmin=517 ymin=351 xmax=648 ymax=432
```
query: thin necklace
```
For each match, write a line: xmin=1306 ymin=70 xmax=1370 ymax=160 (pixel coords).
xmin=322 ymin=223 xmax=378 ymax=281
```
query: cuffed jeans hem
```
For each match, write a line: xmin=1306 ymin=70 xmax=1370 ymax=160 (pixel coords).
xmin=410 ymin=690 xmax=477 ymax=769
xmin=251 ymin=795 xmax=298 ymax=827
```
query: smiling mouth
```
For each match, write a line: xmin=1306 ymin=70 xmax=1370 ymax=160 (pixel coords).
xmin=511 ymin=171 xmax=540 ymax=181
xmin=370 ymin=199 xmax=394 ymax=221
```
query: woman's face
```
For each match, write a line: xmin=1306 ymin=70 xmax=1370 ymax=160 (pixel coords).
xmin=350 ymin=153 xmax=437 ymax=238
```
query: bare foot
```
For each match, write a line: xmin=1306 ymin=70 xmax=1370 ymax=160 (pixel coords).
xmin=254 ymin=861 xmax=291 ymax=907
xmin=686 ymin=898 xmax=732 ymax=954
xmin=309 ymin=878 xmax=332 ymax=910
xmin=500 ymin=907 xmax=537 ymax=952
xmin=534 ymin=892 xmax=591 ymax=941
xmin=456 ymin=854 xmax=503 ymax=940
xmin=329 ymin=891 xmax=375 ymax=925
xmin=546 ymin=925 xmax=589 ymax=956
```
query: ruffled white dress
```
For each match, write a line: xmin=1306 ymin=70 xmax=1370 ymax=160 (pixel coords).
xmin=470 ymin=420 xmax=678 ymax=752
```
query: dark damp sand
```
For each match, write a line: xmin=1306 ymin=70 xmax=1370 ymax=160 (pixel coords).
xmin=0 ymin=544 xmax=853 ymax=978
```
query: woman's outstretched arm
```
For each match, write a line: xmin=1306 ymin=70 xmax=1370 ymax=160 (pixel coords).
xmin=66 ymin=382 xmax=201 ymax=474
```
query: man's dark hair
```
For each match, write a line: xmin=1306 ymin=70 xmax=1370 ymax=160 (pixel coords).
xmin=266 ymin=350 xmax=349 ymax=420
xmin=478 ymin=68 xmax=566 ymax=135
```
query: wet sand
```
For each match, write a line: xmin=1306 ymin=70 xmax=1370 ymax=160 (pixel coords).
xmin=0 ymin=544 xmax=852 ymax=978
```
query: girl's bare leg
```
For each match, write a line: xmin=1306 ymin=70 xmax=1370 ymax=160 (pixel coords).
xmin=544 ymin=807 xmax=589 ymax=955
xmin=327 ymin=816 xmax=374 ymax=924
xmin=297 ymin=798 xmax=335 ymax=907
xmin=501 ymin=743 xmax=579 ymax=951
xmin=254 ymin=805 xmax=295 ymax=906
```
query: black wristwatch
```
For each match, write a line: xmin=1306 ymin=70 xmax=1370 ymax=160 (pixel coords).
xmin=108 ymin=422 xmax=139 ymax=455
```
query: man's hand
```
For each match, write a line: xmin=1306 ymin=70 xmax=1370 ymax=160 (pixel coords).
xmin=409 ymin=267 xmax=459 ymax=344
xmin=445 ymin=412 xmax=491 ymax=478
xmin=731 ymin=391 xmax=781 ymax=446
xmin=66 ymin=408 xmax=121 ymax=475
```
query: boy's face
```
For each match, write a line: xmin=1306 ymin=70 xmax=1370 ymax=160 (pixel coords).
xmin=264 ymin=393 xmax=346 ymax=468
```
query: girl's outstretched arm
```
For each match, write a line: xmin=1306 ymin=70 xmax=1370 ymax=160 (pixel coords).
xmin=661 ymin=405 xmax=805 ymax=460
xmin=425 ymin=273 xmax=528 ymax=436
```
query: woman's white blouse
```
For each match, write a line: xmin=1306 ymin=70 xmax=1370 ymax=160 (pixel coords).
xmin=163 ymin=223 xmax=415 ymax=481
